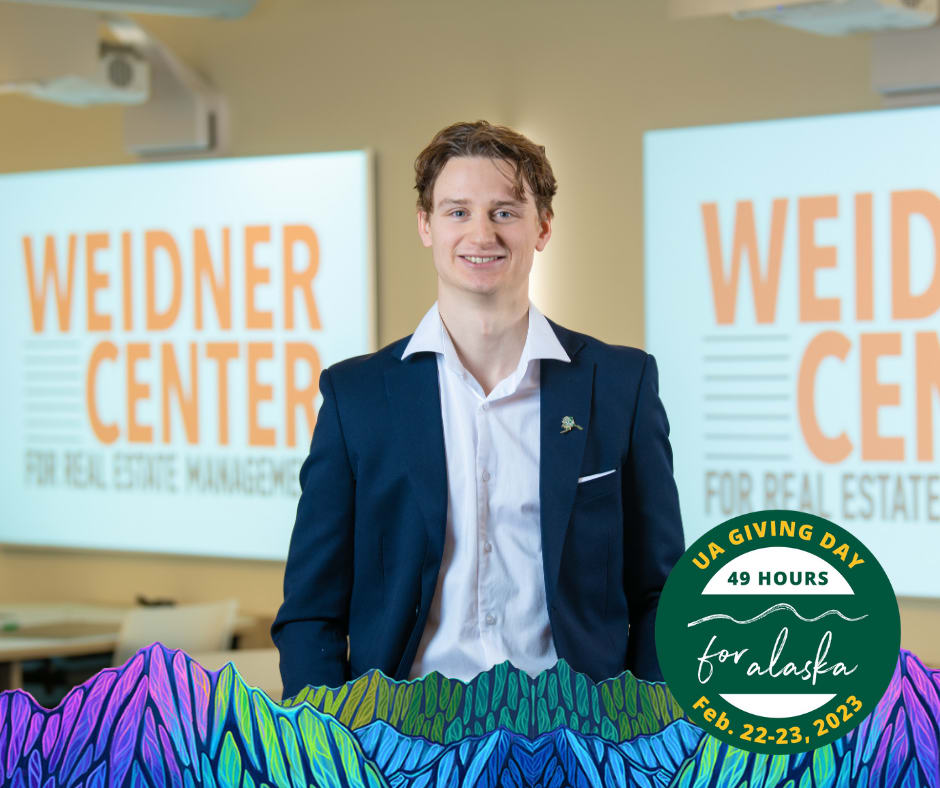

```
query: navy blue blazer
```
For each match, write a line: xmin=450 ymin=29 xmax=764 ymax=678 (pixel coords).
xmin=272 ymin=320 xmax=684 ymax=698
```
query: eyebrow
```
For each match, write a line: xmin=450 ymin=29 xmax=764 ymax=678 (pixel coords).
xmin=436 ymin=198 xmax=525 ymax=210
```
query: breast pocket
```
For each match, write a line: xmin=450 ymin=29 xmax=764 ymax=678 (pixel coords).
xmin=563 ymin=471 xmax=619 ymax=611
xmin=574 ymin=468 xmax=620 ymax=502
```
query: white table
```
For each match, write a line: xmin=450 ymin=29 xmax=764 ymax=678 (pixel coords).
xmin=0 ymin=603 xmax=257 ymax=690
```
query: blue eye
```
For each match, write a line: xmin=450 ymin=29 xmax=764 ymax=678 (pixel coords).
xmin=495 ymin=210 xmax=513 ymax=219
xmin=451 ymin=209 xmax=466 ymax=218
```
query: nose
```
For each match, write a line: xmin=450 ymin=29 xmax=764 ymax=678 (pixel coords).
xmin=468 ymin=213 xmax=498 ymax=247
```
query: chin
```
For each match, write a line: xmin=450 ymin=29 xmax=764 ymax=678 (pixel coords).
xmin=441 ymin=273 xmax=499 ymax=296
xmin=459 ymin=284 xmax=501 ymax=298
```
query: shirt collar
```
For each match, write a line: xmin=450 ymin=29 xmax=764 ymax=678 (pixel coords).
xmin=401 ymin=301 xmax=570 ymax=365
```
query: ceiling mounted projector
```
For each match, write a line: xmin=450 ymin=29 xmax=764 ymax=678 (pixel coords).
xmin=0 ymin=5 xmax=148 ymax=105
xmin=9 ymin=47 xmax=150 ymax=106
xmin=0 ymin=4 xmax=227 ymax=155
xmin=670 ymin=0 xmax=939 ymax=36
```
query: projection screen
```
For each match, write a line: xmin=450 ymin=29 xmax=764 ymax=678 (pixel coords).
xmin=645 ymin=107 xmax=940 ymax=598
xmin=0 ymin=150 xmax=373 ymax=560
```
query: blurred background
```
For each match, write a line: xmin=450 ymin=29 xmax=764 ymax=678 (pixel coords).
xmin=0 ymin=0 xmax=937 ymax=705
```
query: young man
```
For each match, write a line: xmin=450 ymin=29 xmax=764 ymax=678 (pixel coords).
xmin=272 ymin=121 xmax=684 ymax=699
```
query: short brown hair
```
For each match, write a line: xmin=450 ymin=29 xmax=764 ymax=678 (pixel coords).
xmin=414 ymin=120 xmax=557 ymax=221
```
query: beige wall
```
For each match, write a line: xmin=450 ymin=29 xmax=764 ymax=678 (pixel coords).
xmin=1 ymin=0 xmax=936 ymax=660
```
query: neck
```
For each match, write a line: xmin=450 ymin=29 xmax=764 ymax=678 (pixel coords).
xmin=437 ymin=289 xmax=530 ymax=397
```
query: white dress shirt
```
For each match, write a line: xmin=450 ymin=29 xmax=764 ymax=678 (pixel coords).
xmin=402 ymin=302 xmax=570 ymax=681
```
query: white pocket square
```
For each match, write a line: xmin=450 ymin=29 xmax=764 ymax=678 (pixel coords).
xmin=577 ymin=469 xmax=616 ymax=484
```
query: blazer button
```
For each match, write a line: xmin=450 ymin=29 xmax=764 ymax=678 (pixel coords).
xmin=414 ymin=605 xmax=420 ymax=618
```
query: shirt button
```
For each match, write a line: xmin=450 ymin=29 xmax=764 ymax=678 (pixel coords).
xmin=483 ymin=541 xmax=493 ymax=553
xmin=481 ymin=402 xmax=489 ymax=411
xmin=485 ymin=614 xmax=496 ymax=626
xmin=482 ymin=470 xmax=490 ymax=482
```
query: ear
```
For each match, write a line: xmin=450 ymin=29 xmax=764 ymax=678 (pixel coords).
xmin=535 ymin=214 xmax=552 ymax=252
xmin=417 ymin=211 xmax=433 ymax=248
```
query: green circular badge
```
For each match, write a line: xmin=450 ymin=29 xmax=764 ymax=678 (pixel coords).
xmin=656 ymin=509 xmax=899 ymax=754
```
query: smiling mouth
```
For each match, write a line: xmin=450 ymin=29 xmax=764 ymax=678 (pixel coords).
xmin=460 ymin=255 xmax=505 ymax=265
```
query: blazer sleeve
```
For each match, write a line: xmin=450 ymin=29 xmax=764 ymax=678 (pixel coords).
xmin=271 ymin=366 xmax=355 ymax=698
xmin=621 ymin=353 xmax=685 ymax=681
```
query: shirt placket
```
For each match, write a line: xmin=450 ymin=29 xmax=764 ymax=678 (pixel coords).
xmin=475 ymin=393 xmax=497 ymax=656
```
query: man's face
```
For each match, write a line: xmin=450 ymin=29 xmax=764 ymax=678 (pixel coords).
xmin=417 ymin=156 xmax=551 ymax=303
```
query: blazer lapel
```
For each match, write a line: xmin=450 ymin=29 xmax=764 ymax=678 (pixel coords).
xmin=385 ymin=354 xmax=448 ymax=563
xmin=540 ymin=327 xmax=594 ymax=607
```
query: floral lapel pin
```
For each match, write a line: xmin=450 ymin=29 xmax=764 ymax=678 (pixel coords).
xmin=560 ymin=416 xmax=583 ymax=434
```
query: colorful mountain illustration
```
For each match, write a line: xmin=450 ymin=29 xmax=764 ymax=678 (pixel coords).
xmin=0 ymin=645 xmax=937 ymax=787
xmin=354 ymin=717 xmax=703 ymax=787
xmin=283 ymin=658 xmax=685 ymax=743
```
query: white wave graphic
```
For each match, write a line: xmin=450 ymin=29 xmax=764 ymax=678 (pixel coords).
xmin=687 ymin=603 xmax=868 ymax=628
